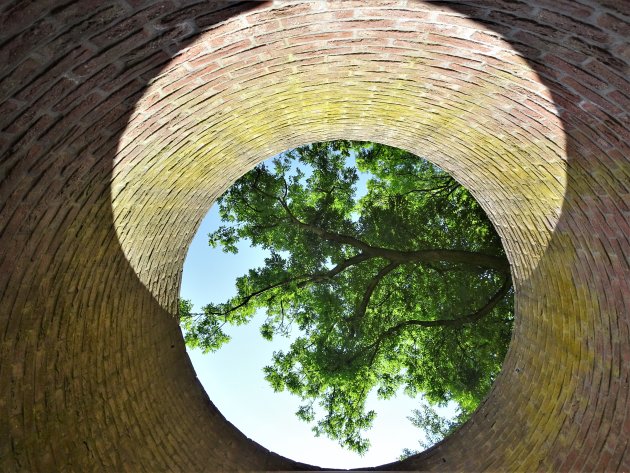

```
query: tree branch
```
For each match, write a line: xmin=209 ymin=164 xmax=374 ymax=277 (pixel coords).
xmin=377 ymin=277 xmax=512 ymax=335
xmin=249 ymin=178 xmax=510 ymax=274
xmin=354 ymin=261 xmax=400 ymax=322
xmin=297 ymin=253 xmax=372 ymax=287
xmin=208 ymin=253 xmax=373 ymax=317
xmin=455 ymin=331 xmax=475 ymax=364
xmin=287 ymin=202 xmax=508 ymax=273
xmin=343 ymin=277 xmax=512 ymax=367
xmin=397 ymin=182 xmax=459 ymax=197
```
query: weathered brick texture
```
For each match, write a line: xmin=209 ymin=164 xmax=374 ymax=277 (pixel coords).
xmin=0 ymin=1 xmax=628 ymax=471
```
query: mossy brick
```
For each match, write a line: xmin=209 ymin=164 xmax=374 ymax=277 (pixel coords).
xmin=0 ymin=1 xmax=628 ymax=472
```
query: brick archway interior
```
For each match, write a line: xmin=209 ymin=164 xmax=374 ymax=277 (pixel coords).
xmin=1 ymin=1 xmax=628 ymax=471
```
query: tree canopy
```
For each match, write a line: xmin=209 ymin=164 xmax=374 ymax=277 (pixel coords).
xmin=180 ymin=141 xmax=513 ymax=454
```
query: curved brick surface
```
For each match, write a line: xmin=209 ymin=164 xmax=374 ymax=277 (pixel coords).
xmin=1 ymin=1 xmax=628 ymax=471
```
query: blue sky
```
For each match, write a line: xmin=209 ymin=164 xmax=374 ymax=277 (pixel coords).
xmin=179 ymin=153 xmax=455 ymax=469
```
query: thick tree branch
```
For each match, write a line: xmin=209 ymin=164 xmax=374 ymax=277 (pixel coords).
xmin=249 ymin=182 xmax=509 ymax=274
xmin=397 ymin=182 xmax=459 ymax=197
xmin=298 ymin=253 xmax=372 ymax=287
xmin=279 ymin=194 xmax=509 ymax=273
xmin=297 ymin=216 xmax=509 ymax=274
xmin=344 ymin=278 xmax=512 ymax=367
xmin=354 ymin=261 xmax=400 ymax=322
xmin=382 ymin=277 xmax=511 ymax=333
xmin=249 ymin=175 xmax=507 ymax=273
xmin=208 ymin=253 xmax=372 ymax=317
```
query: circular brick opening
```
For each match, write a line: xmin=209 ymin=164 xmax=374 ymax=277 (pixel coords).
xmin=179 ymin=142 xmax=516 ymax=468
xmin=1 ymin=2 xmax=628 ymax=471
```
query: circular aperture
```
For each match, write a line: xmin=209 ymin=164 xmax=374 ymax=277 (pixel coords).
xmin=179 ymin=141 xmax=514 ymax=468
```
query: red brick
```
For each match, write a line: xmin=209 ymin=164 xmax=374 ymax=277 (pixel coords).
xmin=101 ymin=50 xmax=170 ymax=94
xmin=0 ymin=18 xmax=57 ymax=65
xmin=235 ymin=19 xmax=282 ymax=41
xmin=479 ymin=0 xmax=536 ymax=15
xmin=543 ymin=55 xmax=610 ymax=92
xmin=5 ymin=105 xmax=39 ymax=135
xmin=337 ymin=19 xmax=398 ymax=31
xmin=286 ymin=30 xmax=354 ymax=46
xmin=72 ymin=39 xmax=134 ymax=76
xmin=195 ymin=3 xmax=264 ymax=31
xmin=0 ymin=58 xmax=43 ymax=99
xmin=539 ymin=9 xmax=610 ymax=43
xmin=487 ymin=10 xmax=565 ymax=40
xmin=155 ymin=4 xmax=213 ymax=29
xmin=596 ymin=12 xmax=630 ymax=37
xmin=280 ymin=11 xmax=340 ymax=28
xmin=584 ymin=59 xmax=630 ymax=93
xmin=100 ymin=105 xmax=132 ymax=134
xmin=515 ymin=31 xmax=591 ymax=65
xmin=606 ymin=90 xmax=630 ymax=112
xmin=245 ymin=2 xmax=313 ymax=26
xmin=0 ymin=1 xmax=56 ymax=38
xmin=24 ymin=78 xmax=76 ymax=116
xmin=563 ymin=76 xmax=623 ymax=115
xmin=529 ymin=0 xmax=594 ymax=19
xmin=10 ymin=113 xmax=57 ymax=147
xmin=599 ymin=0 xmax=630 ymax=16
xmin=90 ymin=1 xmax=176 ymax=48
xmin=430 ymin=33 xmax=496 ymax=55
xmin=50 ymin=1 xmax=124 ymax=27
xmin=0 ymin=99 xmax=21 ymax=122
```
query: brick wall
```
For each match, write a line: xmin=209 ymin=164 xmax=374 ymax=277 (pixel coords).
xmin=1 ymin=1 xmax=628 ymax=471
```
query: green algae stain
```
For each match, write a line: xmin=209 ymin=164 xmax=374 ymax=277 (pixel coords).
xmin=112 ymin=61 xmax=567 ymax=307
